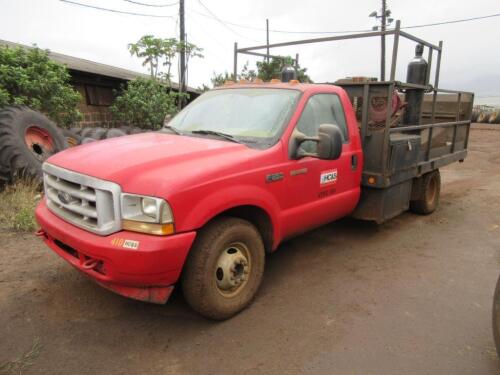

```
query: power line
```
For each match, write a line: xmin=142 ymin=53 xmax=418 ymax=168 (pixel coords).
xmin=122 ymin=0 xmax=178 ymax=7
xmin=196 ymin=0 xmax=247 ymax=39
xmin=189 ymin=9 xmax=371 ymax=34
xmin=60 ymin=0 xmax=175 ymax=18
xmin=402 ymin=12 xmax=500 ymax=29
xmin=189 ymin=9 xmax=500 ymax=35
xmin=188 ymin=10 xmax=260 ymax=44
xmin=59 ymin=1 xmax=500 ymax=36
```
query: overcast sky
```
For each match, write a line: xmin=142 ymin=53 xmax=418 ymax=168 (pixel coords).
xmin=1 ymin=0 xmax=499 ymax=99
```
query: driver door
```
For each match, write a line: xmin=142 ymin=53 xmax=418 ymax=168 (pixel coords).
xmin=281 ymin=93 xmax=359 ymax=237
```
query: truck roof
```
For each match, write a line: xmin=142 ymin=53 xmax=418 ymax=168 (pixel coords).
xmin=213 ymin=81 xmax=339 ymax=93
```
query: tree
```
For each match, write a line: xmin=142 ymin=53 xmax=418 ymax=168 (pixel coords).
xmin=256 ymin=57 xmax=312 ymax=83
xmin=0 ymin=45 xmax=82 ymax=127
xmin=128 ymin=35 xmax=203 ymax=86
xmin=207 ymin=57 xmax=312 ymax=89
xmin=209 ymin=63 xmax=255 ymax=88
xmin=110 ymin=78 xmax=179 ymax=130
xmin=118 ymin=35 xmax=203 ymax=128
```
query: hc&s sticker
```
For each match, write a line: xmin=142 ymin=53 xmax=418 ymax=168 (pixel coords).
xmin=320 ymin=169 xmax=338 ymax=185
xmin=111 ymin=237 xmax=140 ymax=250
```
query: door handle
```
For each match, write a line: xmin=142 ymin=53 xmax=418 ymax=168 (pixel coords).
xmin=351 ymin=155 xmax=358 ymax=170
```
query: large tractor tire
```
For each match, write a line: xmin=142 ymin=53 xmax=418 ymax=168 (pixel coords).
xmin=493 ymin=274 xmax=500 ymax=357
xmin=410 ymin=169 xmax=441 ymax=215
xmin=182 ymin=217 xmax=265 ymax=320
xmin=0 ymin=106 xmax=67 ymax=182
xmin=0 ymin=164 xmax=10 ymax=189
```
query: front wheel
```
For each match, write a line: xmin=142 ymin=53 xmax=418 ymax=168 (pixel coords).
xmin=182 ymin=217 xmax=265 ymax=320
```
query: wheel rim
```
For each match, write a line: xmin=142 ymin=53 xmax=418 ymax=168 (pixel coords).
xmin=24 ymin=126 xmax=55 ymax=161
xmin=215 ymin=242 xmax=251 ymax=298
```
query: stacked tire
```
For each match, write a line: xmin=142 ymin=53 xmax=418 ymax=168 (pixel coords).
xmin=0 ymin=106 xmax=67 ymax=187
xmin=488 ymin=112 xmax=500 ymax=124
xmin=70 ymin=125 xmax=138 ymax=144
xmin=477 ymin=112 xmax=491 ymax=123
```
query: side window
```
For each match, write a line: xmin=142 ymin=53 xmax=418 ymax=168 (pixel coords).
xmin=295 ymin=94 xmax=349 ymax=152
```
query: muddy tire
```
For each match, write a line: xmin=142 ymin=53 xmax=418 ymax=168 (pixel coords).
xmin=80 ymin=127 xmax=94 ymax=138
xmin=81 ymin=137 xmax=97 ymax=144
xmin=88 ymin=127 xmax=107 ymax=140
xmin=493 ymin=274 xmax=500 ymax=357
xmin=471 ymin=110 xmax=479 ymax=123
xmin=62 ymin=128 xmax=82 ymax=147
xmin=182 ymin=217 xmax=265 ymax=320
xmin=410 ymin=169 xmax=441 ymax=215
xmin=478 ymin=112 xmax=490 ymax=123
xmin=129 ymin=127 xmax=144 ymax=135
xmin=489 ymin=112 xmax=500 ymax=124
xmin=0 ymin=106 xmax=67 ymax=181
xmin=106 ymin=128 xmax=127 ymax=139
xmin=69 ymin=126 xmax=83 ymax=136
xmin=0 ymin=164 xmax=10 ymax=189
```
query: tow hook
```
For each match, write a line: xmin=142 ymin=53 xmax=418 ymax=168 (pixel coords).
xmin=35 ymin=228 xmax=47 ymax=238
xmin=82 ymin=258 xmax=100 ymax=270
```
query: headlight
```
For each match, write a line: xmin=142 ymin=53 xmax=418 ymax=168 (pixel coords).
xmin=120 ymin=193 xmax=174 ymax=235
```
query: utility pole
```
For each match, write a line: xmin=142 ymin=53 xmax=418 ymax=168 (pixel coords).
xmin=179 ymin=0 xmax=186 ymax=108
xmin=266 ymin=19 xmax=270 ymax=63
xmin=380 ymin=0 xmax=386 ymax=81
xmin=369 ymin=1 xmax=393 ymax=82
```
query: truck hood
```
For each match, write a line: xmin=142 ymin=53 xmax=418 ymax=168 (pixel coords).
xmin=47 ymin=133 xmax=261 ymax=196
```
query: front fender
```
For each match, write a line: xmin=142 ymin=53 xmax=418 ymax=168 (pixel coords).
xmin=174 ymin=184 xmax=282 ymax=246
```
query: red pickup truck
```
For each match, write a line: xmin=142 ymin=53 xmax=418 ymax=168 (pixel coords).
xmin=36 ymin=82 xmax=365 ymax=319
xmin=35 ymin=80 xmax=471 ymax=319
xmin=35 ymin=31 xmax=474 ymax=320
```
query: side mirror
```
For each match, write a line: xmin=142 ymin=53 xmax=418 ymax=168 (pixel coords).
xmin=316 ymin=124 xmax=343 ymax=160
xmin=289 ymin=123 xmax=343 ymax=160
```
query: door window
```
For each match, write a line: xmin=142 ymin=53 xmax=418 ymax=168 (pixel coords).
xmin=296 ymin=94 xmax=348 ymax=152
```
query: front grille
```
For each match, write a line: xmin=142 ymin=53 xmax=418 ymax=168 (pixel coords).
xmin=43 ymin=163 xmax=122 ymax=235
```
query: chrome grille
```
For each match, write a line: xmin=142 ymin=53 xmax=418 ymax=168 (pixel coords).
xmin=43 ymin=163 xmax=122 ymax=235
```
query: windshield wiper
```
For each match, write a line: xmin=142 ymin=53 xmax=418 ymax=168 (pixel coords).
xmin=162 ymin=125 xmax=184 ymax=135
xmin=191 ymin=129 xmax=241 ymax=143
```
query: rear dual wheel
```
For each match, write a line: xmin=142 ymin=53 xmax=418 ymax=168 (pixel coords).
xmin=182 ymin=217 xmax=265 ymax=320
xmin=410 ymin=169 xmax=441 ymax=215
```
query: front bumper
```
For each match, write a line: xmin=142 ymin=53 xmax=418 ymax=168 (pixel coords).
xmin=35 ymin=199 xmax=196 ymax=304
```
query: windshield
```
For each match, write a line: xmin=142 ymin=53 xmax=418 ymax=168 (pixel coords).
xmin=166 ymin=88 xmax=300 ymax=147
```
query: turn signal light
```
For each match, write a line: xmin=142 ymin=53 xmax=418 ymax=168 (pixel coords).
xmin=122 ymin=220 xmax=175 ymax=236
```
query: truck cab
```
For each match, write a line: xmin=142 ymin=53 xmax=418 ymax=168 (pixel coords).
xmin=36 ymin=82 xmax=363 ymax=320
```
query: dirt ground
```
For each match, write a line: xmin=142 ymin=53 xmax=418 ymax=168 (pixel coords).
xmin=1 ymin=125 xmax=500 ymax=375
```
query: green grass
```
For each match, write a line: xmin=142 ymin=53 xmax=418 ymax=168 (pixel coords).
xmin=0 ymin=180 xmax=41 ymax=232
xmin=0 ymin=338 xmax=42 ymax=375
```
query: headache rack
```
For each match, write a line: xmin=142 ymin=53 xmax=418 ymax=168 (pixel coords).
xmin=234 ymin=21 xmax=474 ymax=223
